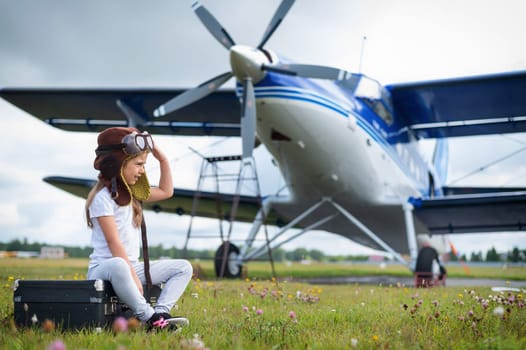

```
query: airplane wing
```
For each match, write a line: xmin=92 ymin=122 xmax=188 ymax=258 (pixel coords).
xmin=410 ymin=191 xmax=526 ymax=234
xmin=43 ymin=176 xmax=286 ymax=225
xmin=387 ymin=70 xmax=526 ymax=138
xmin=0 ymin=87 xmax=241 ymax=136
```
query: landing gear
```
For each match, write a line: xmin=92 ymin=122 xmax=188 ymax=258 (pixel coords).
xmin=214 ymin=242 xmax=243 ymax=278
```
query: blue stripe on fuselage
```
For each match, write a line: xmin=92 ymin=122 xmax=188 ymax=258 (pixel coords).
xmin=239 ymin=73 xmax=429 ymax=196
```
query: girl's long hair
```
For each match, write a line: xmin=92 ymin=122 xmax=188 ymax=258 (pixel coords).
xmin=86 ymin=154 xmax=144 ymax=228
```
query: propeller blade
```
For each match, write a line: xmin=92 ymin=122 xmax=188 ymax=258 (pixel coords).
xmin=192 ymin=1 xmax=236 ymax=50
xmin=257 ymin=0 xmax=295 ymax=49
xmin=241 ymin=78 xmax=256 ymax=159
xmin=262 ymin=63 xmax=352 ymax=80
xmin=154 ymin=71 xmax=232 ymax=117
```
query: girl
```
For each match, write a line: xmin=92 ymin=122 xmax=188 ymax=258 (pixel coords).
xmin=85 ymin=127 xmax=193 ymax=330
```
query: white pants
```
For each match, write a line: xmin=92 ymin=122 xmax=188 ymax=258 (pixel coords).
xmin=87 ymin=257 xmax=193 ymax=322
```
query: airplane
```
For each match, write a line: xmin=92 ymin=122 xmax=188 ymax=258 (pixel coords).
xmin=1 ymin=0 xmax=526 ymax=278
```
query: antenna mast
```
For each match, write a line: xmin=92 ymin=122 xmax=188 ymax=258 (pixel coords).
xmin=358 ymin=36 xmax=367 ymax=74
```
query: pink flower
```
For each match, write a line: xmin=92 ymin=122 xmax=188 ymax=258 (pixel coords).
xmin=256 ymin=309 xmax=263 ymax=315
xmin=289 ymin=311 xmax=296 ymax=319
xmin=112 ymin=316 xmax=128 ymax=333
xmin=242 ymin=306 xmax=249 ymax=312
xmin=46 ymin=340 xmax=66 ymax=350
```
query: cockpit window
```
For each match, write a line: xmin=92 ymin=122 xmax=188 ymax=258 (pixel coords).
xmin=354 ymin=75 xmax=394 ymax=125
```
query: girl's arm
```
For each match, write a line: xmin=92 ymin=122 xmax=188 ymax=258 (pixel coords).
xmin=97 ymin=215 xmax=143 ymax=295
xmin=147 ymin=146 xmax=174 ymax=202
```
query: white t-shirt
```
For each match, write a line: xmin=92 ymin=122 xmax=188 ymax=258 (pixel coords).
xmin=88 ymin=187 xmax=140 ymax=268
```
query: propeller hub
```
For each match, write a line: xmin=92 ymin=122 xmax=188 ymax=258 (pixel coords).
xmin=230 ymin=45 xmax=267 ymax=84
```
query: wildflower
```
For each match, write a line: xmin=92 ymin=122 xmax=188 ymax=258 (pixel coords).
xmin=256 ymin=309 xmax=263 ymax=315
xmin=432 ymin=300 xmax=439 ymax=307
xmin=191 ymin=293 xmax=199 ymax=299
xmin=42 ymin=319 xmax=56 ymax=332
xmin=46 ymin=340 xmax=66 ymax=350
xmin=372 ymin=335 xmax=379 ymax=341
xmin=112 ymin=316 xmax=128 ymax=333
xmin=351 ymin=338 xmax=358 ymax=347
xmin=180 ymin=334 xmax=209 ymax=350
xmin=127 ymin=317 xmax=141 ymax=331
xmin=242 ymin=306 xmax=249 ymax=312
xmin=493 ymin=306 xmax=504 ymax=316
xmin=468 ymin=310 xmax=474 ymax=317
xmin=289 ymin=311 xmax=296 ymax=319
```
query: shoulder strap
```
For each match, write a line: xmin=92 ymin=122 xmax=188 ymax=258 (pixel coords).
xmin=140 ymin=204 xmax=152 ymax=298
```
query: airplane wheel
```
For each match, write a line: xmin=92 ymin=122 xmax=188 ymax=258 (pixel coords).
xmin=214 ymin=242 xmax=242 ymax=278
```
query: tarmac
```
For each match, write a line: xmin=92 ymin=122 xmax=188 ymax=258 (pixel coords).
xmin=299 ymin=276 xmax=526 ymax=288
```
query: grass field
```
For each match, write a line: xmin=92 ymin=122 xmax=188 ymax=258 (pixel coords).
xmin=1 ymin=258 xmax=525 ymax=349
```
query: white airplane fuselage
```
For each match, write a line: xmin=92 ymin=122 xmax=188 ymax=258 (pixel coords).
xmin=238 ymin=71 xmax=439 ymax=253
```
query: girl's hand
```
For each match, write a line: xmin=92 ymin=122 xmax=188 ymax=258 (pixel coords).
xmin=151 ymin=144 xmax=167 ymax=162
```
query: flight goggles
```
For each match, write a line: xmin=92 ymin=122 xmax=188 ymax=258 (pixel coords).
xmin=96 ymin=131 xmax=154 ymax=156
xmin=121 ymin=131 xmax=154 ymax=155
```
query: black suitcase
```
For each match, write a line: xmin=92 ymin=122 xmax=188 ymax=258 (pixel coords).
xmin=13 ymin=279 xmax=160 ymax=331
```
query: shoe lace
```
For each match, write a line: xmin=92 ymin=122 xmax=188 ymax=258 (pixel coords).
xmin=151 ymin=317 xmax=169 ymax=329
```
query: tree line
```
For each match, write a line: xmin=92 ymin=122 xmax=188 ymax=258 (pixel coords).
xmin=1 ymin=238 xmax=525 ymax=263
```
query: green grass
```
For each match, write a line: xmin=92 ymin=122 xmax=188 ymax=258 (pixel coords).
xmin=1 ymin=258 xmax=525 ymax=349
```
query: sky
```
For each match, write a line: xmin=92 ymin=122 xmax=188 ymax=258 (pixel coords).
xmin=1 ymin=0 xmax=526 ymax=258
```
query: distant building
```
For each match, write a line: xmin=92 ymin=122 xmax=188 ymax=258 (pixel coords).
xmin=40 ymin=246 xmax=65 ymax=259
xmin=16 ymin=251 xmax=40 ymax=258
